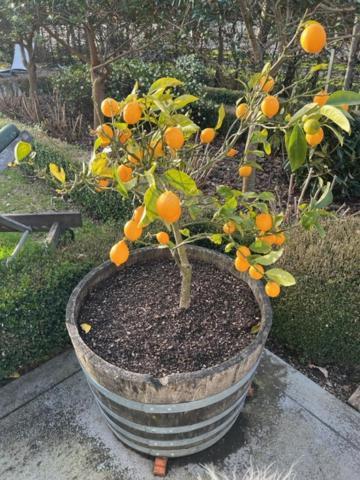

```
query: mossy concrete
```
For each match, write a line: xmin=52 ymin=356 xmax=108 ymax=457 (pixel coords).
xmin=0 ymin=349 xmax=359 ymax=480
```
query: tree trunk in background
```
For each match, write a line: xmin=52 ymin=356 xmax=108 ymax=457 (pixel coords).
xmin=215 ymin=2 xmax=224 ymax=86
xmin=19 ymin=37 xmax=42 ymax=122
xmin=344 ymin=16 xmax=360 ymax=90
xmin=238 ymin=0 xmax=263 ymax=67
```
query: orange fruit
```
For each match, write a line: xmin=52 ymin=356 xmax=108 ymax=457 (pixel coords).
xmin=150 ymin=140 xmax=164 ymax=158
xmin=236 ymin=245 xmax=251 ymax=258
xmin=300 ymin=22 xmax=327 ymax=54
xmin=265 ymin=281 xmax=281 ymax=298
xmin=234 ymin=256 xmax=250 ymax=272
xmin=313 ymin=90 xmax=329 ymax=106
xmin=255 ymin=213 xmax=273 ymax=232
xmin=239 ymin=165 xmax=253 ymax=177
xmin=96 ymin=178 xmax=110 ymax=191
xmin=132 ymin=205 xmax=145 ymax=224
xmin=164 ymin=127 xmax=184 ymax=150
xmin=223 ymin=221 xmax=236 ymax=235
xmin=101 ymin=98 xmax=121 ymax=117
xmin=273 ymin=232 xmax=286 ymax=246
xmin=124 ymin=219 xmax=142 ymax=241
xmin=96 ymin=124 xmax=113 ymax=146
xmin=118 ymin=164 xmax=132 ymax=183
xmin=156 ymin=231 xmax=170 ymax=245
xmin=341 ymin=104 xmax=349 ymax=111
xmin=249 ymin=264 xmax=264 ymax=280
xmin=123 ymin=101 xmax=142 ymax=124
xmin=109 ymin=239 xmax=129 ymax=266
xmin=127 ymin=149 xmax=143 ymax=164
xmin=236 ymin=103 xmax=249 ymax=119
xmin=261 ymin=96 xmax=280 ymax=118
xmin=200 ymin=128 xmax=216 ymax=144
xmin=259 ymin=234 xmax=276 ymax=245
xmin=226 ymin=148 xmax=238 ymax=157
xmin=156 ymin=191 xmax=181 ymax=223
xmin=259 ymin=75 xmax=274 ymax=93
xmin=118 ymin=128 xmax=132 ymax=144
xmin=306 ymin=127 xmax=324 ymax=147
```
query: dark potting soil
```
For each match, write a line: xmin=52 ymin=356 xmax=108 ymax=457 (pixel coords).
xmin=78 ymin=259 xmax=261 ymax=377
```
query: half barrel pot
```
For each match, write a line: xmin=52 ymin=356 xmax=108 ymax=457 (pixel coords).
xmin=66 ymin=246 xmax=272 ymax=458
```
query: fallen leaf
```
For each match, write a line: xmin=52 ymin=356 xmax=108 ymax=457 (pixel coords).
xmin=8 ymin=372 xmax=20 ymax=379
xmin=309 ymin=364 xmax=329 ymax=379
xmin=80 ymin=323 xmax=92 ymax=334
xmin=251 ymin=322 xmax=261 ymax=334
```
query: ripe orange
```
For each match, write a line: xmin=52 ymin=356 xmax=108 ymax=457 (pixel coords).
xmin=118 ymin=128 xmax=132 ymax=144
xmin=259 ymin=75 xmax=274 ymax=93
xmin=259 ymin=234 xmax=276 ymax=245
xmin=123 ymin=101 xmax=142 ymax=124
xmin=261 ymin=96 xmax=280 ymax=118
xmin=150 ymin=140 xmax=164 ymax=158
xmin=255 ymin=212 xmax=273 ymax=232
xmin=313 ymin=90 xmax=329 ymax=106
xmin=223 ymin=221 xmax=236 ymax=235
xmin=96 ymin=178 xmax=110 ymax=191
xmin=239 ymin=165 xmax=253 ymax=177
xmin=306 ymin=127 xmax=324 ymax=147
xmin=101 ymin=98 xmax=121 ymax=117
xmin=265 ymin=281 xmax=281 ymax=298
xmin=249 ymin=264 xmax=264 ymax=280
xmin=156 ymin=231 xmax=170 ymax=245
xmin=164 ymin=127 xmax=184 ymax=150
xmin=124 ymin=219 xmax=142 ymax=241
xmin=226 ymin=148 xmax=238 ymax=157
xmin=127 ymin=149 xmax=143 ymax=164
xmin=273 ymin=232 xmax=286 ymax=246
xmin=133 ymin=205 xmax=145 ymax=224
xmin=341 ymin=104 xmax=349 ymax=111
xmin=118 ymin=164 xmax=132 ymax=183
xmin=156 ymin=191 xmax=182 ymax=223
xmin=300 ymin=22 xmax=327 ymax=54
xmin=200 ymin=128 xmax=216 ymax=144
xmin=96 ymin=124 xmax=113 ymax=145
xmin=236 ymin=245 xmax=251 ymax=258
xmin=109 ymin=239 xmax=129 ymax=266
xmin=236 ymin=103 xmax=249 ymax=119
xmin=234 ymin=256 xmax=250 ymax=272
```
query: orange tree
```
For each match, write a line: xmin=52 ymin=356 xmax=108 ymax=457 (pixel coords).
xmin=15 ymin=20 xmax=360 ymax=309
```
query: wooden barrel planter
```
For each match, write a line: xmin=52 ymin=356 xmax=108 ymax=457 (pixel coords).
xmin=66 ymin=246 xmax=272 ymax=458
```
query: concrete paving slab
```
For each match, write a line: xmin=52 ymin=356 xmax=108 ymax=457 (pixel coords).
xmin=0 ymin=349 xmax=359 ymax=480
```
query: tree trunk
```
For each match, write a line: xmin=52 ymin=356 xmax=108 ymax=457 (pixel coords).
xmin=19 ymin=37 xmax=42 ymax=122
xmin=215 ymin=3 xmax=225 ymax=86
xmin=172 ymin=223 xmax=192 ymax=310
xmin=238 ymin=0 xmax=263 ymax=67
xmin=344 ymin=16 xmax=360 ymax=90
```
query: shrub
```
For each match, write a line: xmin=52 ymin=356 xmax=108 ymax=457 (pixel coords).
xmin=271 ymin=217 xmax=360 ymax=368
xmin=204 ymin=86 xmax=243 ymax=105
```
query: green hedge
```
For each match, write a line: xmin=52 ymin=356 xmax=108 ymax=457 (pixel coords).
xmin=204 ymin=86 xmax=242 ymax=105
xmin=0 ymin=222 xmax=119 ymax=379
xmin=271 ymin=217 xmax=360 ymax=368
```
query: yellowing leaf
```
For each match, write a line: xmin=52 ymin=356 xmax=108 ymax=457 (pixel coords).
xmin=149 ymin=77 xmax=183 ymax=93
xmin=8 ymin=371 xmax=21 ymax=379
xmin=80 ymin=323 xmax=92 ymax=334
xmin=251 ymin=322 xmax=261 ymax=334
xmin=215 ymin=104 xmax=225 ymax=130
xmin=14 ymin=141 xmax=32 ymax=163
xmin=320 ymin=105 xmax=351 ymax=133
xmin=90 ymin=153 xmax=113 ymax=177
xmin=49 ymin=163 xmax=66 ymax=183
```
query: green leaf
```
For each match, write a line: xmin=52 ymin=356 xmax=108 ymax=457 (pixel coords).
xmin=215 ymin=104 xmax=225 ymax=130
xmin=180 ymin=228 xmax=190 ymax=237
xmin=250 ymin=239 xmax=272 ymax=254
xmin=164 ymin=169 xmax=199 ymax=195
xmin=324 ymin=124 xmax=344 ymax=146
xmin=225 ymin=242 xmax=235 ymax=253
xmin=209 ymin=234 xmax=222 ymax=245
xmin=173 ymin=94 xmax=198 ymax=110
xmin=287 ymin=124 xmax=307 ymax=172
xmin=143 ymin=186 xmax=161 ymax=223
xmin=266 ymin=268 xmax=296 ymax=286
xmin=255 ymin=249 xmax=283 ymax=266
xmin=258 ymin=192 xmax=275 ymax=201
xmin=288 ymin=103 xmax=319 ymax=125
xmin=320 ymin=105 xmax=351 ymax=133
xmin=93 ymin=137 xmax=103 ymax=152
xmin=49 ymin=163 xmax=66 ymax=183
xmin=251 ymin=322 xmax=261 ymax=334
xmin=310 ymin=63 xmax=328 ymax=73
xmin=314 ymin=182 xmax=333 ymax=209
xmin=327 ymin=90 xmax=360 ymax=106
xmin=14 ymin=141 xmax=32 ymax=163
xmin=149 ymin=77 xmax=183 ymax=93
xmin=264 ymin=142 xmax=271 ymax=155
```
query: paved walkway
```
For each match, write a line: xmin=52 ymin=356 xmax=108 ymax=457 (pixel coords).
xmin=0 ymin=349 xmax=359 ymax=480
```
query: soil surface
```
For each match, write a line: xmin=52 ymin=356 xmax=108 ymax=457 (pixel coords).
xmin=78 ymin=259 xmax=261 ymax=377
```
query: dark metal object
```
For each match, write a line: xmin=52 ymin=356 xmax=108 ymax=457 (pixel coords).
xmin=66 ymin=246 xmax=272 ymax=458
